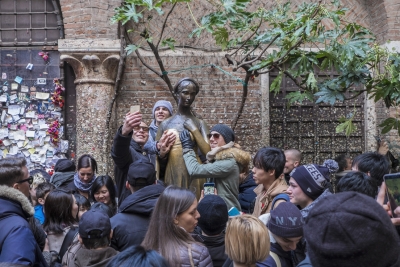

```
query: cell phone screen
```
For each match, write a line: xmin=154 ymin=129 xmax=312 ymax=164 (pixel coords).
xmin=384 ymin=173 xmax=400 ymax=218
xmin=130 ymin=105 xmax=140 ymax=113
xmin=203 ymin=182 xmax=215 ymax=195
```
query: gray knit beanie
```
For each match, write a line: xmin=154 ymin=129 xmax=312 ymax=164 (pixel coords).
xmin=152 ymin=100 xmax=173 ymax=119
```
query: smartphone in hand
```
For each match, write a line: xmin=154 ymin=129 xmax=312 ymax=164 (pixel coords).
xmin=384 ymin=173 xmax=400 ymax=218
xmin=203 ymin=182 xmax=215 ymax=195
xmin=130 ymin=105 xmax=140 ymax=113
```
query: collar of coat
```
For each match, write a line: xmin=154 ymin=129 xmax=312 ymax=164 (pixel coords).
xmin=0 ymin=185 xmax=34 ymax=216
xmin=206 ymin=141 xmax=251 ymax=168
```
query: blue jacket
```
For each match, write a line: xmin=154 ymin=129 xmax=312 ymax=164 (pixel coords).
xmin=0 ymin=185 xmax=48 ymax=267
xmin=239 ymin=173 xmax=257 ymax=213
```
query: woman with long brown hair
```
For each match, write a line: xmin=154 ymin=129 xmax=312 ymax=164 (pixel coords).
xmin=141 ymin=185 xmax=212 ymax=267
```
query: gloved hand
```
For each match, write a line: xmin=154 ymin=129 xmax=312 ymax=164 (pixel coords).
xmin=180 ymin=130 xmax=194 ymax=149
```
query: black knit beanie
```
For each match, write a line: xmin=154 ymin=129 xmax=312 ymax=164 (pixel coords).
xmin=54 ymin=159 xmax=76 ymax=173
xmin=210 ymin=124 xmax=235 ymax=144
xmin=197 ymin=195 xmax=228 ymax=235
xmin=305 ymin=191 xmax=400 ymax=267
xmin=290 ymin=159 xmax=338 ymax=200
xmin=267 ymin=202 xmax=304 ymax=238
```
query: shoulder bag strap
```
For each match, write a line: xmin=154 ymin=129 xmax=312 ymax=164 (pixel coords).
xmin=270 ymin=251 xmax=282 ymax=267
xmin=58 ymin=227 xmax=78 ymax=261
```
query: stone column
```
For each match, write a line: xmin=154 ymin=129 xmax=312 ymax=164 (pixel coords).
xmin=59 ymin=39 xmax=120 ymax=174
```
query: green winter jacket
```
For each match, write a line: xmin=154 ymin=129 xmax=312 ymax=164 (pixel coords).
xmin=183 ymin=146 xmax=250 ymax=211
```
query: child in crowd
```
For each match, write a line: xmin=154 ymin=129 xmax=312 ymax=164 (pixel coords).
xmin=34 ymin=182 xmax=55 ymax=224
xmin=74 ymin=193 xmax=91 ymax=221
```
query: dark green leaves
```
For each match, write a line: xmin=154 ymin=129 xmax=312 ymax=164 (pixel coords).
xmin=336 ymin=116 xmax=357 ymax=136
xmin=315 ymin=87 xmax=345 ymax=105
xmin=379 ymin=118 xmax=400 ymax=135
xmin=212 ymin=27 xmax=229 ymax=50
xmin=161 ymin=38 xmax=176 ymax=51
xmin=270 ymin=72 xmax=283 ymax=95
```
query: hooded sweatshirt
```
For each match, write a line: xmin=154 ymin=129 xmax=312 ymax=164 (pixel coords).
xmin=74 ymin=246 xmax=119 ymax=267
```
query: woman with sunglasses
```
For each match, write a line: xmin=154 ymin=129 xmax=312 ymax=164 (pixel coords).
xmin=180 ymin=123 xmax=251 ymax=211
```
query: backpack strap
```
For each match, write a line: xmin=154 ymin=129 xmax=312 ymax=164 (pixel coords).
xmin=270 ymin=251 xmax=282 ymax=267
xmin=58 ymin=227 xmax=78 ymax=262
xmin=271 ymin=193 xmax=290 ymax=210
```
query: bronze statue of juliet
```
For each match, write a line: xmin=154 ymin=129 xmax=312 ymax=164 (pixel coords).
xmin=156 ymin=77 xmax=210 ymax=191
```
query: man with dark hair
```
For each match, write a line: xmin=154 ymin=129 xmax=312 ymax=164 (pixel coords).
xmin=352 ymin=152 xmax=389 ymax=187
xmin=252 ymin=147 xmax=287 ymax=216
xmin=0 ymin=157 xmax=47 ymax=266
xmin=336 ymin=171 xmax=377 ymax=198
xmin=75 ymin=209 xmax=119 ymax=267
xmin=110 ymin=160 xmax=165 ymax=252
xmin=283 ymin=149 xmax=302 ymax=184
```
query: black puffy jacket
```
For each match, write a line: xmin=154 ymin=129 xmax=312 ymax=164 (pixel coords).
xmin=110 ymin=184 xmax=164 ymax=251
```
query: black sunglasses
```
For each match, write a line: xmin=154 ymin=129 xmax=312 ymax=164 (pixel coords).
xmin=16 ymin=176 xmax=33 ymax=185
xmin=207 ymin=133 xmax=221 ymax=139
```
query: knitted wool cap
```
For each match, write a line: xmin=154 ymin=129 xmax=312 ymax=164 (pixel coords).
xmin=305 ymin=191 xmax=400 ymax=267
xmin=290 ymin=159 xmax=338 ymax=200
xmin=152 ymin=100 xmax=173 ymax=119
xmin=197 ymin=195 xmax=228 ymax=235
xmin=267 ymin=202 xmax=304 ymax=238
xmin=210 ymin=124 xmax=235 ymax=144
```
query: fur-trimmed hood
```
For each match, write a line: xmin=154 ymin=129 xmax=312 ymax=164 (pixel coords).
xmin=0 ymin=185 xmax=34 ymax=217
xmin=207 ymin=142 xmax=251 ymax=171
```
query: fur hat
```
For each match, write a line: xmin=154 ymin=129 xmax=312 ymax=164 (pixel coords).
xmin=267 ymin=202 xmax=304 ymax=238
xmin=290 ymin=159 xmax=338 ymax=200
xmin=305 ymin=191 xmax=400 ymax=267
xmin=210 ymin=124 xmax=235 ymax=144
xmin=152 ymin=100 xmax=173 ymax=119
xmin=197 ymin=195 xmax=228 ymax=235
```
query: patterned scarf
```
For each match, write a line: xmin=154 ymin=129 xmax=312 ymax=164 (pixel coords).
xmin=73 ymin=172 xmax=96 ymax=192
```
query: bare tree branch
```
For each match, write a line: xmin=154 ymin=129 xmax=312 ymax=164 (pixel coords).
xmin=156 ymin=3 xmax=177 ymax=48
xmin=232 ymin=72 xmax=252 ymax=130
xmin=230 ymin=18 xmax=263 ymax=57
xmin=135 ymin=49 xmax=162 ymax=77
xmin=146 ymin=37 xmax=178 ymax=104
xmin=236 ymin=34 xmax=280 ymax=70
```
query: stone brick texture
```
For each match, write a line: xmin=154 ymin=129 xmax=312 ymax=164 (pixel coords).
xmin=61 ymin=0 xmax=400 ymax=159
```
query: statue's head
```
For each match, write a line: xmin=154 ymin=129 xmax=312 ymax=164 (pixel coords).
xmin=174 ymin=78 xmax=200 ymax=107
xmin=173 ymin=77 xmax=200 ymax=95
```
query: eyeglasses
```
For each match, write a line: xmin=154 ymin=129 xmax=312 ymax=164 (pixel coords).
xmin=207 ymin=133 xmax=220 ymax=139
xmin=133 ymin=126 xmax=149 ymax=132
xmin=16 ymin=176 xmax=33 ymax=185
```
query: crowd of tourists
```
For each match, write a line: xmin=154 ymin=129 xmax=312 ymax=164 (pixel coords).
xmin=1 ymin=77 xmax=400 ymax=267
